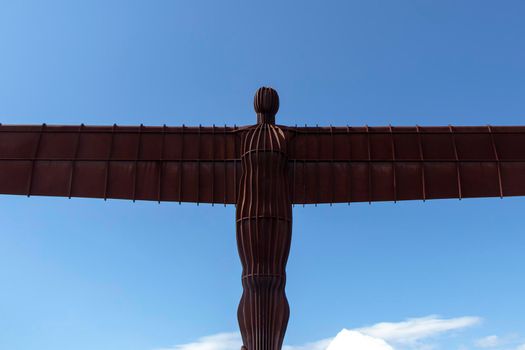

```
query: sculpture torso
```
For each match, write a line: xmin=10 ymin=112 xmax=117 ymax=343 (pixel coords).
xmin=236 ymin=122 xmax=292 ymax=350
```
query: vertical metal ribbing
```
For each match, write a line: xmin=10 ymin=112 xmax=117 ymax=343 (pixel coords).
xmin=488 ymin=125 xmax=504 ymax=198
xmin=416 ymin=125 xmax=427 ymax=201
xmin=254 ymin=123 xmax=263 ymax=277
xmin=234 ymin=124 xmax=238 ymax=205
xmin=366 ymin=125 xmax=372 ymax=204
xmin=132 ymin=124 xmax=143 ymax=202
xmin=211 ymin=124 xmax=216 ymax=206
xmin=27 ymin=123 xmax=45 ymax=197
xmin=273 ymin=124 xmax=286 ymax=350
xmin=236 ymin=122 xmax=291 ymax=350
xmin=157 ymin=124 xmax=166 ymax=203
xmin=238 ymin=130 xmax=250 ymax=339
xmin=223 ymin=125 xmax=227 ymax=206
xmin=262 ymin=124 xmax=269 ymax=350
xmin=315 ymin=124 xmax=320 ymax=206
xmin=68 ymin=123 xmax=84 ymax=199
xmin=254 ymin=126 xmax=261 ymax=340
xmin=389 ymin=125 xmax=398 ymax=203
xmin=246 ymin=124 xmax=259 ymax=350
xmin=103 ymin=124 xmax=116 ymax=201
xmin=449 ymin=125 xmax=463 ymax=200
xmin=179 ymin=124 xmax=185 ymax=204
xmin=346 ymin=125 xmax=352 ymax=205
xmin=266 ymin=124 xmax=275 ymax=350
xmin=197 ymin=124 xmax=202 ymax=206
xmin=292 ymin=125 xmax=297 ymax=206
xmin=330 ymin=125 xmax=334 ymax=206
xmin=303 ymin=124 xmax=307 ymax=207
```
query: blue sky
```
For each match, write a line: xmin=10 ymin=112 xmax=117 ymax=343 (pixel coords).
xmin=0 ymin=1 xmax=524 ymax=350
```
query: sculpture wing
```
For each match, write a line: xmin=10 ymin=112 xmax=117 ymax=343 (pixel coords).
xmin=0 ymin=124 xmax=241 ymax=204
xmin=286 ymin=125 xmax=525 ymax=204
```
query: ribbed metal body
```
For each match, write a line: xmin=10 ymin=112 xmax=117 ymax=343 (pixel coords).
xmin=236 ymin=122 xmax=292 ymax=350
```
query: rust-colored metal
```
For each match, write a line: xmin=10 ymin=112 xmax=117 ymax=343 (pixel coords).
xmin=2 ymin=87 xmax=525 ymax=350
xmin=236 ymin=88 xmax=291 ymax=350
xmin=0 ymin=124 xmax=240 ymax=203
xmin=286 ymin=124 xmax=525 ymax=204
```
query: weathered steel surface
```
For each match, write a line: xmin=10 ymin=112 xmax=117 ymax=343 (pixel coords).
xmin=236 ymin=88 xmax=291 ymax=350
xmin=1 ymin=86 xmax=525 ymax=350
xmin=0 ymin=124 xmax=240 ymax=204
xmin=2 ymin=123 xmax=525 ymax=206
xmin=285 ymin=125 xmax=525 ymax=204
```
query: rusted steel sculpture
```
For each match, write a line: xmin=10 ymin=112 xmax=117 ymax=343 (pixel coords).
xmin=1 ymin=87 xmax=525 ymax=350
xmin=237 ymin=89 xmax=291 ymax=350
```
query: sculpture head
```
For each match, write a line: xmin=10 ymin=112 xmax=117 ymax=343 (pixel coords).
xmin=254 ymin=86 xmax=279 ymax=124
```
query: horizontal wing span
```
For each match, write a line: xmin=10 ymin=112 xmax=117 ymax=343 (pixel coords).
xmin=0 ymin=124 xmax=241 ymax=204
xmin=286 ymin=125 xmax=525 ymax=204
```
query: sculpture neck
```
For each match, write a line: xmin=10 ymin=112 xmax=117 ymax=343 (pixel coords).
xmin=257 ymin=113 xmax=275 ymax=124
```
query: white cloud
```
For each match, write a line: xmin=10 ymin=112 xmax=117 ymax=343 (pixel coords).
xmin=475 ymin=335 xmax=501 ymax=348
xmin=155 ymin=315 xmax=481 ymax=350
xmin=161 ymin=331 xmax=390 ymax=350
xmin=325 ymin=329 xmax=394 ymax=350
xmin=474 ymin=334 xmax=524 ymax=349
xmin=357 ymin=315 xmax=481 ymax=346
